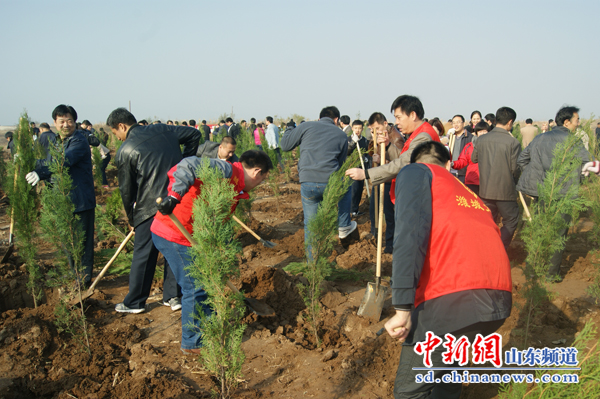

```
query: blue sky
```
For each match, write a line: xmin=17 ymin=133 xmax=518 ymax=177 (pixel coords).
xmin=1 ymin=0 xmax=598 ymax=125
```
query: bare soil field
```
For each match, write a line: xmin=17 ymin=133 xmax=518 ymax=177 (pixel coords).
xmin=0 ymin=163 xmax=599 ymax=398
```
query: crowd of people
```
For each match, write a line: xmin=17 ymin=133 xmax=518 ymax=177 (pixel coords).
xmin=8 ymin=97 xmax=600 ymax=397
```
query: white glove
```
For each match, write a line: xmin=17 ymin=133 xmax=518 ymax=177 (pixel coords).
xmin=582 ymin=161 xmax=600 ymax=177
xmin=351 ymin=134 xmax=360 ymax=143
xmin=26 ymin=171 xmax=40 ymax=186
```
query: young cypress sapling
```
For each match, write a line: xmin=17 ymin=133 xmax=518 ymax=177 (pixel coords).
xmin=188 ymin=160 xmax=246 ymax=399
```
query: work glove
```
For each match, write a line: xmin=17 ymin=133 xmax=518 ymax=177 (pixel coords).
xmin=157 ymin=196 xmax=180 ymax=215
xmin=25 ymin=171 xmax=40 ymax=186
xmin=351 ymin=134 xmax=360 ymax=143
xmin=286 ymin=120 xmax=296 ymax=129
xmin=582 ymin=161 xmax=600 ymax=177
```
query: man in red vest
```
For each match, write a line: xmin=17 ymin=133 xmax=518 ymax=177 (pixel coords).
xmin=346 ymin=95 xmax=440 ymax=202
xmin=385 ymin=141 xmax=512 ymax=399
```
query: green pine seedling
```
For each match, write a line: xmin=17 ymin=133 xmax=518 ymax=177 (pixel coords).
xmin=188 ymin=159 xmax=246 ymax=399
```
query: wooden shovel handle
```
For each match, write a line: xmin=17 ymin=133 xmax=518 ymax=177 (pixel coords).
xmin=376 ymin=139 xmax=386 ymax=279
xmin=232 ymin=215 xmax=262 ymax=241
xmin=87 ymin=229 xmax=135 ymax=293
xmin=519 ymin=191 xmax=532 ymax=221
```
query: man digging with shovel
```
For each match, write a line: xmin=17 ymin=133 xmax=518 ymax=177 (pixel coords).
xmin=152 ymin=150 xmax=272 ymax=355
xmin=385 ymin=141 xmax=512 ymax=399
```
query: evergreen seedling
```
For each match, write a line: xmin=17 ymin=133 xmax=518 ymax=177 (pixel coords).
xmin=234 ymin=127 xmax=256 ymax=158
xmin=188 ymin=160 xmax=245 ymax=399
xmin=6 ymin=115 xmax=41 ymax=307
xmin=512 ymin=122 xmax=523 ymax=148
xmin=91 ymin=146 xmax=103 ymax=188
xmin=295 ymin=151 xmax=359 ymax=345
xmin=39 ymin=143 xmax=90 ymax=353
xmin=519 ymin=134 xmax=589 ymax=347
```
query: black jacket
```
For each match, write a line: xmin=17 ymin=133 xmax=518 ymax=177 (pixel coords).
xmin=516 ymin=126 xmax=589 ymax=197
xmin=199 ymin=125 xmax=211 ymax=142
xmin=196 ymin=140 xmax=239 ymax=163
xmin=347 ymin=135 xmax=371 ymax=168
xmin=228 ymin=123 xmax=241 ymax=140
xmin=35 ymin=130 xmax=95 ymax=213
xmin=115 ymin=124 xmax=200 ymax=227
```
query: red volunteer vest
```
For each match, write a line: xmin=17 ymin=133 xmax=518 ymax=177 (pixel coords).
xmin=390 ymin=122 xmax=440 ymax=204
xmin=414 ymin=164 xmax=512 ymax=308
xmin=151 ymin=162 xmax=249 ymax=246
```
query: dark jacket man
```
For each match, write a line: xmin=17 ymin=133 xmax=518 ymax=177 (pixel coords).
xmin=108 ymin=107 xmax=201 ymax=312
xmin=472 ymin=126 xmax=521 ymax=201
xmin=199 ymin=123 xmax=211 ymax=142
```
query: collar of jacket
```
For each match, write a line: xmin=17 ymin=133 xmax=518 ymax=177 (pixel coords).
xmin=319 ymin=117 xmax=336 ymax=126
xmin=126 ymin=123 xmax=141 ymax=139
xmin=551 ymin=125 xmax=570 ymax=134
xmin=491 ymin=126 xmax=510 ymax=135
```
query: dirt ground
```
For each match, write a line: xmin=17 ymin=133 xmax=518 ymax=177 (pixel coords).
xmin=1 ymin=162 xmax=600 ymax=399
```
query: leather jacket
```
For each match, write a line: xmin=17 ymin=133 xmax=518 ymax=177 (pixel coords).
xmin=115 ymin=124 xmax=200 ymax=227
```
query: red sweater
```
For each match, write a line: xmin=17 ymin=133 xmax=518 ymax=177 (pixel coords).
xmin=151 ymin=162 xmax=249 ymax=246
xmin=452 ymin=142 xmax=480 ymax=185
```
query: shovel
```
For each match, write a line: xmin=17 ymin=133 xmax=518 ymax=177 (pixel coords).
xmin=232 ymin=214 xmax=277 ymax=248
xmin=69 ymin=229 xmax=135 ymax=305
xmin=1 ymin=170 xmax=19 ymax=263
xmin=357 ymin=136 xmax=388 ymax=321
xmin=353 ymin=136 xmax=370 ymax=198
xmin=519 ymin=191 xmax=532 ymax=222
xmin=156 ymin=198 xmax=275 ymax=317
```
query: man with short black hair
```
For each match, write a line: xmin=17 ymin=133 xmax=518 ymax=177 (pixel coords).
xmin=472 ymin=107 xmax=521 ymax=250
xmin=225 ymin=117 xmax=240 ymax=140
xmin=517 ymin=106 xmax=589 ymax=280
xmin=214 ymin=120 xmax=227 ymax=137
xmin=167 ymin=120 xmax=174 ymax=125
xmin=281 ymin=106 xmax=357 ymax=243
xmin=199 ymin=120 xmax=210 ymax=142
xmin=26 ymin=105 xmax=96 ymax=287
xmin=30 ymin=121 xmax=39 ymax=140
xmin=347 ymin=119 xmax=369 ymax=217
xmin=188 ymin=119 xmax=196 ymax=129
xmin=152 ymin=150 xmax=272 ymax=355
xmin=448 ymin=114 xmax=473 ymax=183
xmin=37 ymin=123 xmax=57 ymax=157
xmin=340 ymin=115 xmax=352 ymax=135
xmin=248 ymin=118 xmax=257 ymax=134
xmin=196 ymin=135 xmax=238 ymax=163
xmin=521 ymin=118 xmax=538 ymax=148
xmin=386 ymin=140 xmax=512 ymax=398
xmin=346 ymin=95 xmax=440 ymax=205
xmin=240 ymin=120 xmax=247 ymax=130
xmin=485 ymin=113 xmax=496 ymax=127
xmin=106 ymin=107 xmax=200 ymax=313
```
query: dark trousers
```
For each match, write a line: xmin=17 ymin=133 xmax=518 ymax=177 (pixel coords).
xmin=369 ymin=181 xmax=394 ymax=251
xmin=394 ymin=319 xmax=505 ymax=399
xmin=123 ymin=217 xmax=181 ymax=309
xmin=481 ymin=198 xmax=519 ymax=250
xmin=351 ymin=179 xmax=364 ymax=213
xmin=457 ymin=174 xmax=466 ymax=184
xmin=75 ymin=208 xmax=95 ymax=285
xmin=101 ymin=154 xmax=111 ymax=185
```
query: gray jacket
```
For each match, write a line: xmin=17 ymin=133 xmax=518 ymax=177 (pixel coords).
xmin=196 ymin=140 xmax=239 ymax=163
xmin=472 ymin=126 xmax=522 ymax=201
xmin=280 ymin=117 xmax=347 ymax=183
xmin=516 ymin=126 xmax=589 ymax=198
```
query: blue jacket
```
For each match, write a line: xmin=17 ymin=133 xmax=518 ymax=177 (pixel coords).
xmin=35 ymin=130 xmax=96 ymax=213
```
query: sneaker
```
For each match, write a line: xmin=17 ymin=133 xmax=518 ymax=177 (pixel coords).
xmin=339 ymin=221 xmax=358 ymax=239
xmin=351 ymin=212 xmax=363 ymax=218
xmin=115 ymin=302 xmax=145 ymax=314
xmin=163 ymin=297 xmax=182 ymax=311
xmin=181 ymin=348 xmax=202 ymax=355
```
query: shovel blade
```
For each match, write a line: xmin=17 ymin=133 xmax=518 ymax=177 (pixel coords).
xmin=357 ymin=282 xmax=387 ymax=321
xmin=244 ymin=297 xmax=276 ymax=317
xmin=260 ymin=239 xmax=277 ymax=248
xmin=1 ymin=242 xmax=14 ymax=263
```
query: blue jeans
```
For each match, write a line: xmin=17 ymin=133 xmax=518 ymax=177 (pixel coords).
xmin=152 ymin=233 xmax=212 ymax=350
xmin=300 ymin=182 xmax=351 ymax=256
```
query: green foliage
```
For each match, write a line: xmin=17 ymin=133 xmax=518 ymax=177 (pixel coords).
xmin=498 ymin=321 xmax=599 ymax=398
xmin=234 ymin=193 xmax=254 ymax=224
xmin=6 ymin=115 xmax=41 ymax=307
xmin=234 ymin=127 xmax=256 ymax=158
xmin=91 ymin=146 xmax=103 ymax=188
xmin=282 ymin=150 xmax=294 ymax=182
xmin=95 ymin=189 xmax=132 ymax=247
xmin=188 ymin=159 xmax=245 ymax=399
xmin=519 ymin=134 xmax=589 ymax=347
xmin=0 ymin=149 xmax=7 ymax=187
xmin=39 ymin=142 xmax=90 ymax=352
xmin=513 ymin=122 xmax=523 ymax=148
xmin=259 ymin=131 xmax=279 ymax=173
xmin=299 ymin=151 xmax=360 ymax=345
